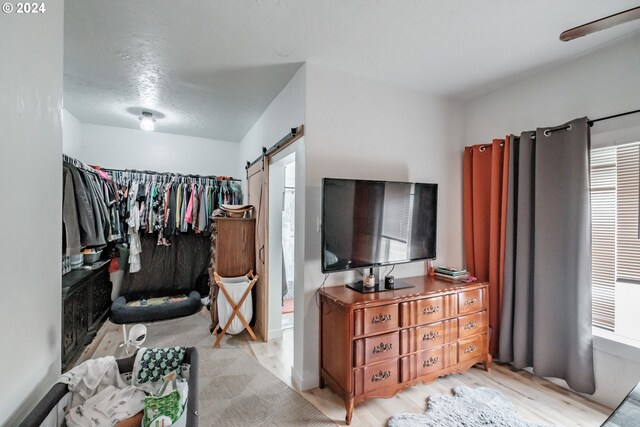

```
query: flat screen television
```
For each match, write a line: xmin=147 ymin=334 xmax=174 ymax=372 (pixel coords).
xmin=321 ymin=178 xmax=437 ymax=274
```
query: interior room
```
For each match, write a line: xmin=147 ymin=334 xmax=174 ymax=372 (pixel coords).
xmin=3 ymin=1 xmax=640 ymax=426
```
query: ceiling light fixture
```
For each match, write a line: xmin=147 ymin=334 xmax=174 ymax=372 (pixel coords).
xmin=138 ymin=111 xmax=156 ymax=131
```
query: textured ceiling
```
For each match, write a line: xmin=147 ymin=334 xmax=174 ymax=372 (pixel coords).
xmin=64 ymin=0 xmax=640 ymax=141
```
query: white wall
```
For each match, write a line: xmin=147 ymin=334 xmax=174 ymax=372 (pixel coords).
xmin=63 ymin=109 xmax=83 ymax=158
xmin=0 ymin=1 xmax=64 ymax=424
xmin=296 ymin=63 xmax=465 ymax=390
xmin=77 ymin=123 xmax=240 ymax=177
xmin=236 ymin=65 xmax=307 ymax=388
xmin=238 ymin=65 xmax=306 ymax=180
xmin=464 ymin=32 xmax=640 ymax=408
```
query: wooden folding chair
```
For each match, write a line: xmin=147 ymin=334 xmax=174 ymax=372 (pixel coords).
xmin=212 ymin=270 xmax=258 ymax=347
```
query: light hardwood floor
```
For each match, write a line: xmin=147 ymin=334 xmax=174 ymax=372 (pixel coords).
xmin=82 ymin=310 xmax=612 ymax=427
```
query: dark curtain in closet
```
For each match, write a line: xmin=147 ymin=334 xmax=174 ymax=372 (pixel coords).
xmin=499 ymin=117 xmax=595 ymax=393
xmin=121 ymin=234 xmax=210 ymax=299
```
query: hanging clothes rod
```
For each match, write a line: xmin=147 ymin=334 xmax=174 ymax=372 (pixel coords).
xmin=542 ymin=108 xmax=640 ymax=136
xmin=62 ymin=154 xmax=100 ymax=175
xmin=102 ymin=167 xmax=241 ymax=182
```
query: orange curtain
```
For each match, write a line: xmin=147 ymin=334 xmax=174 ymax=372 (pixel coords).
xmin=463 ymin=137 xmax=509 ymax=356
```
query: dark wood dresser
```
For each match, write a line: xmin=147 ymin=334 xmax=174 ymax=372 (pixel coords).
xmin=209 ymin=217 xmax=258 ymax=330
xmin=62 ymin=261 xmax=112 ymax=371
xmin=319 ymin=276 xmax=491 ymax=424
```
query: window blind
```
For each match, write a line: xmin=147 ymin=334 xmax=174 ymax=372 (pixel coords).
xmin=590 ymin=146 xmax=617 ymax=330
xmin=616 ymin=143 xmax=640 ymax=283
xmin=590 ymin=142 xmax=640 ymax=331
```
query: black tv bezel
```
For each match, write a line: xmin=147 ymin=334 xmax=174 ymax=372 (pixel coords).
xmin=320 ymin=177 xmax=437 ymax=274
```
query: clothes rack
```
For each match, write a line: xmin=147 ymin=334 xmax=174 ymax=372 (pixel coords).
xmin=103 ymin=167 xmax=240 ymax=182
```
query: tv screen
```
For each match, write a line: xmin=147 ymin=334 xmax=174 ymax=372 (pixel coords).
xmin=321 ymin=178 xmax=437 ymax=273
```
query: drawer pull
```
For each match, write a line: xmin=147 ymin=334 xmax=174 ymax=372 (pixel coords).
xmin=463 ymin=321 xmax=477 ymax=330
xmin=423 ymin=356 xmax=439 ymax=368
xmin=372 ymin=342 xmax=393 ymax=354
xmin=464 ymin=344 xmax=477 ymax=354
xmin=422 ymin=331 xmax=440 ymax=341
xmin=372 ymin=313 xmax=392 ymax=324
xmin=371 ymin=370 xmax=392 ymax=382
xmin=463 ymin=297 xmax=477 ymax=306
xmin=423 ymin=305 xmax=440 ymax=315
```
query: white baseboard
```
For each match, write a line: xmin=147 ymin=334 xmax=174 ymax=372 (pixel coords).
xmin=291 ymin=367 xmax=303 ymax=392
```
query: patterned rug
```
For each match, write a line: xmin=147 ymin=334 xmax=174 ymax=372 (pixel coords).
xmin=388 ymin=386 xmax=555 ymax=427
xmin=125 ymin=312 xmax=336 ymax=427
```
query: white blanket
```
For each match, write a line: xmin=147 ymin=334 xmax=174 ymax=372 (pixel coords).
xmin=59 ymin=356 xmax=129 ymax=408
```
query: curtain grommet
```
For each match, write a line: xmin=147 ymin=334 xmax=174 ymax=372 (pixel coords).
xmin=543 ymin=129 xmax=551 ymax=137
xmin=479 ymin=145 xmax=486 ymax=152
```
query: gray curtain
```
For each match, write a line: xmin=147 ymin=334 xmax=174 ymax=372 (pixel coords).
xmin=499 ymin=117 xmax=595 ymax=394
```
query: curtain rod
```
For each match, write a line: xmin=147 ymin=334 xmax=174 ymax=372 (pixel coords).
xmin=588 ymin=108 xmax=640 ymax=126
xmin=540 ymin=108 xmax=640 ymax=136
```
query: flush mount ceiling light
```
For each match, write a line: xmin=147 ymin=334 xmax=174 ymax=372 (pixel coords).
xmin=138 ymin=111 xmax=156 ymax=131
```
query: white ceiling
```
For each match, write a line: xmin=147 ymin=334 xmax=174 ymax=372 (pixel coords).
xmin=64 ymin=1 xmax=640 ymax=141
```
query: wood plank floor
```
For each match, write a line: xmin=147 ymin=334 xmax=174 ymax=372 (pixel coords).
xmin=84 ymin=309 xmax=612 ymax=427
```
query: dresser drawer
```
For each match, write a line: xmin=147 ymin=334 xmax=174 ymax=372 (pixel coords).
xmin=355 ymin=331 xmax=400 ymax=367
xmin=458 ymin=333 xmax=487 ymax=364
xmin=361 ymin=359 xmax=400 ymax=394
xmin=458 ymin=288 xmax=486 ymax=315
xmin=400 ymin=322 xmax=450 ymax=355
xmin=400 ymin=294 xmax=456 ymax=327
xmin=355 ymin=305 xmax=399 ymax=336
xmin=458 ymin=311 xmax=488 ymax=339
xmin=417 ymin=346 xmax=445 ymax=376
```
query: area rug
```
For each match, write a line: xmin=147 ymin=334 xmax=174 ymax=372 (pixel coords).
xmin=387 ymin=386 xmax=554 ymax=427
xmin=126 ymin=312 xmax=337 ymax=426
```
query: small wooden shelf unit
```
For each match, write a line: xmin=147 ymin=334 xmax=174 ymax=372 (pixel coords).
xmin=319 ymin=276 xmax=491 ymax=424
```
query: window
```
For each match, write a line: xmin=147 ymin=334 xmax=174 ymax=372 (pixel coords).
xmin=590 ymin=142 xmax=640 ymax=336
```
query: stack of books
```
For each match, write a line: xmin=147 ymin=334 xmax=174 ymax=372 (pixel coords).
xmin=434 ymin=266 xmax=472 ymax=282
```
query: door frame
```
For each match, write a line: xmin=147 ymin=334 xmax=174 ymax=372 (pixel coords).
xmin=246 ymin=126 xmax=304 ymax=342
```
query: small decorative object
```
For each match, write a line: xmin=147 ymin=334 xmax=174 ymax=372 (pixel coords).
xmin=363 ymin=274 xmax=376 ymax=288
xmin=427 ymin=259 xmax=435 ymax=277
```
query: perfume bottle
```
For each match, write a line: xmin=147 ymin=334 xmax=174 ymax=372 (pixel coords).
xmin=427 ymin=259 xmax=435 ymax=277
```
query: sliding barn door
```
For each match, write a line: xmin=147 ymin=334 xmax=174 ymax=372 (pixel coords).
xmin=247 ymin=158 xmax=269 ymax=341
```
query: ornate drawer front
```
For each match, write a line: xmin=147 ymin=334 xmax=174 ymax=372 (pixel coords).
xmin=400 ymin=343 xmax=457 ymax=382
xmin=458 ymin=333 xmax=487 ymax=364
xmin=457 ymin=311 xmax=488 ymax=340
xmin=355 ymin=305 xmax=399 ymax=336
xmin=457 ymin=288 xmax=486 ymax=316
xmin=400 ymin=294 xmax=455 ymax=327
xmin=400 ymin=320 xmax=456 ymax=354
xmin=415 ymin=320 xmax=456 ymax=351
xmin=355 ymin=331 xmax=400 ymax=367
xmin=358 ymin=359 xmax=400 ymax=395
xmin=417 ymin=347 xmax=445 ymax=376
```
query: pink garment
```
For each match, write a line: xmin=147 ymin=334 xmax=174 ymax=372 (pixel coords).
xmin=185 ymin=183 xmax=195 ymax=224
xmin=96 ymin=169 xmax=109 ymax=180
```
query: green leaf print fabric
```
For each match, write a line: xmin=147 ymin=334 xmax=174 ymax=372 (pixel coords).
xmin=135 ymin=347 xmax=186 ymax=384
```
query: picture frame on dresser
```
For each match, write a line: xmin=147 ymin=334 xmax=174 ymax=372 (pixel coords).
xmin=318 ymin=275 xmax=492 ymax=425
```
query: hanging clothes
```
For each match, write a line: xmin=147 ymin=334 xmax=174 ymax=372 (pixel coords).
xmin=127 ymin=182 xmax=142 ymax=273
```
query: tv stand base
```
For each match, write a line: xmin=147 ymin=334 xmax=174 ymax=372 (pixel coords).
xmin=346 ymin=280 xmax=414 ymax=294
